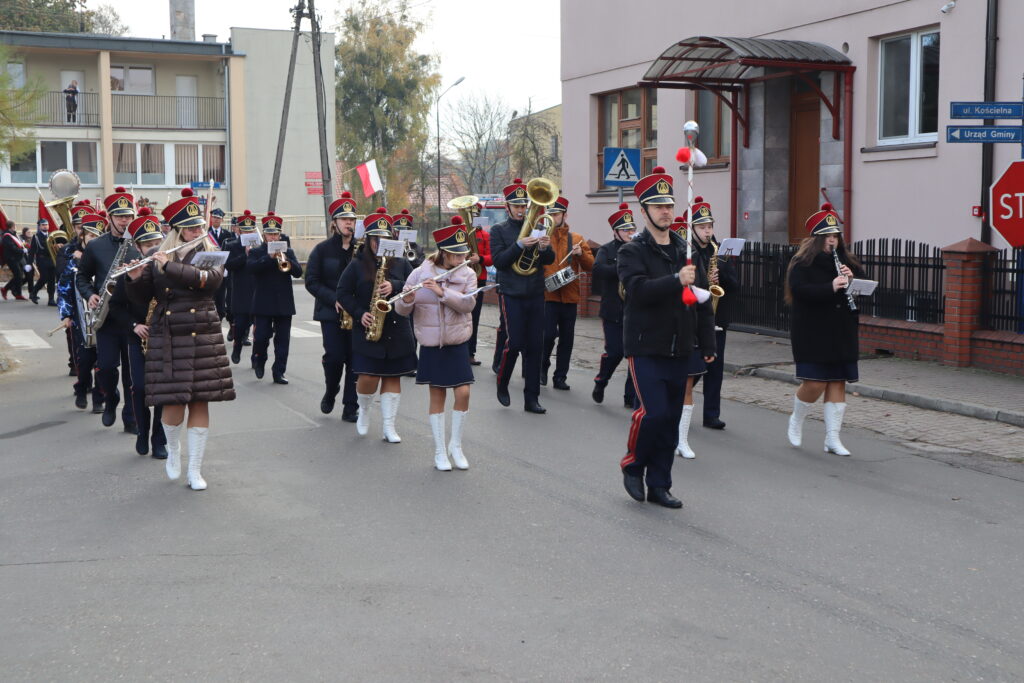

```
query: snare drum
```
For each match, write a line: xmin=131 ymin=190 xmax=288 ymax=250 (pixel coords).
xmin=544 ymin=266 xmax=579 ymax=292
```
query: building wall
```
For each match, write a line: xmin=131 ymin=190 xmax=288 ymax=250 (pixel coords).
xmin=561 ymin=0 xmax=1024 ymax=249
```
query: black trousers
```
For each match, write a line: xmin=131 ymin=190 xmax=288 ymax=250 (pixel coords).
xmin=95 ymin=324 xmax=134 ymax=426
xmin=469 ymin=279 xmax=485 ymax=357
xmin=252 ymin=314 xmax=291 ymax=376
xmin=214 ymin=281 xmax=227 ymax=319
xmin=126 ymin=336 xmax=165 ymax=446
xmin=542 ymin=301 xmax=577 ymax=383
xmin=224 ymin=277 xmax=234 ymax=325
xmin=31 ymin=264 xmax=55 ymax=302
xmin=621 ymin=355 xmax=689 ymax=489
xmin=232 ymin=312 xmax=252 ymax=356
xmin=595 ymin=318 xmax=636 ymax=404
xmin=320 ymin=321 xmax=358 ymax=414
xmin=495 ymin=293 xmax=544 ymax=402
xmin=691 ymin=328 xmax=727 ymax=420
xmin=3 ymin=263 xmax=25 ymax=297
xmin=72 ymin=327 xmax=99 ymax=401
xmin=491 ymin=320 xmax=507 ymax=373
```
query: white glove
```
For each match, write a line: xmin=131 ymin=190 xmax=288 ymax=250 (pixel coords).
xmin=24 ymin=264 xmax=32 ymax=273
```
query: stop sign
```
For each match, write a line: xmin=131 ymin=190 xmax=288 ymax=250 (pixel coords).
xmin=990 ymin=160 xmax=1024 ymax=247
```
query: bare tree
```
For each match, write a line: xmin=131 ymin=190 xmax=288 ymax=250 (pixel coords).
xmin=444 ymin=93 xmax=513 ymax=194
xmin=88 ymin=4 xmax=129 ymax=36
xmin=510 ymin=99 xmax=561 ymax=185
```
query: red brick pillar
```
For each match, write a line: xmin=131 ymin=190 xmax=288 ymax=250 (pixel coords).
xmin=941 ymin=238 xmax=997 ymax=367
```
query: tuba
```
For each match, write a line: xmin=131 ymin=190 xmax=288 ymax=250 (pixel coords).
xmin=510 ymin=178 xmax=558 ymax=276
xmin=45 ymin=169 xmax=79 ymax=263
xmin=448 ymin=195 xmax=482 ymax=278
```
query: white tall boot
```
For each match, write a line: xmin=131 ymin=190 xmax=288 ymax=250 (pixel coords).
xmin=430 ymin=413 xmax=451 ymax=471
xmin=448 ymin=410 xmax=469 ymax=470
xmin=355 ymin=392 xmax=374 ymax=436
xmin=380 ymin=392 xmax=402 ymax=443
xmin=823 ymin=402 xmax=851 ymax=456
xmin=162 ymin=420 xmax=183 ymax=480
xmin=186 ymin=426 xmax=209 ymax=490
xmin=674 ymin=405 xmax=696 ymax=459
xmin=788 ymin=396 xmax=814 ymax=447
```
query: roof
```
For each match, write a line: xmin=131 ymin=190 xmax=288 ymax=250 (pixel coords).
xmin=0 ymin=29 xmax=234 ymax=56
xmin=641 ymin=35 xmax=851 ymax=88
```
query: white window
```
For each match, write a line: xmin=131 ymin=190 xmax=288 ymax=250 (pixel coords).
xmin=6 ymin=62 xmax=25 ymax=88
xmin=105 ymin=142 xmax=225 ymax=186
xmin=878 ymin=30 xmax=940 ymax=144
xmin=111 ymin=65 xmax=154 ymax=95
xmin=1 ymin=140 xmax=100 ymax=185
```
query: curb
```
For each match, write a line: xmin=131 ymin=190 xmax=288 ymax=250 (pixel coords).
xmin=725 ymin=361 xmax=1024 ymax=429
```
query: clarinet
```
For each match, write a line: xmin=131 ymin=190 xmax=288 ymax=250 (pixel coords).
xmin=833 ymin=248 xmax=857 ymax=312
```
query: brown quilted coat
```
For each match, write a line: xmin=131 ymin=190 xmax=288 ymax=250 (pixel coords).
xmin=126 ymin=251 xmax=235 ymax=406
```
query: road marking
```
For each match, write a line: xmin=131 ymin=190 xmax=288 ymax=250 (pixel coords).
xmin=1 ymin=329 xmax=50 ymax=349
xmin=291 ymin=328 xmax=321 ymax=338
xmin=302 ymin=320 xmax=320 ymax=328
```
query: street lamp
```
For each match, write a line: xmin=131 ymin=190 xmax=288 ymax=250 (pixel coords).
xmin=436 ymin=76 xmax=465 ymax=226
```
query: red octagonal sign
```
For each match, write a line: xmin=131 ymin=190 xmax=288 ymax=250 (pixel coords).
xmin=990 ymin=160 xmax=1024 ymax=247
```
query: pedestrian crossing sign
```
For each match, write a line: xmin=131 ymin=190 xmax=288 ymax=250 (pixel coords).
xmin=603 ymin=147 xmax=642 ymax=187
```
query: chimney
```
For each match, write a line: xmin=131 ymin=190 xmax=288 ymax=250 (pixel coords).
xmin=202 ymin=34 xmax=217 ymax=43
xmin=169 ymin=0 xmax=195 ymax=41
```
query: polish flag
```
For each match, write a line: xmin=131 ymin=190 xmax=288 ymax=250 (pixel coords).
xmin=38 ymin=198 xmax=58 ymax=232
xmin=356 ymin=159 xmax=383 ymax=197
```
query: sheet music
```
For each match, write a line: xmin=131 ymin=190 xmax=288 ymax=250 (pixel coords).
xmin=354 ymin=220 xmax=365 ymax=239
xmin=530 ymin=229 xmax=546 ymax=239
xmin=240 ymin=233 xmax=261 ymax=247
xmin=460 ymin=283 xmax=499 ymax=299
xmin=718 ymin=238 xmax=746 ymax=257
xmin=267 ymin=241 xmax=287 ymax=255
xmin=190 ymin=251 xmax=229 ymax=269
xmin=847 ymin=279 xmax=878 ymax=297
xmin=398 ymin=229 xmax=417 ymax=243
xmin=376 ymin=238 xmax=404 ymax=258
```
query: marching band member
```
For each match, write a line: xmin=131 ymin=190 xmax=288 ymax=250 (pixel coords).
xmin=305 ymin=192 xmax=359 ymax=421
xmin=395 ymin=216 xmax=477 ymax=471
xmin=540 ymin=194 xmax=593 ymax=391
xmin=467 ymin=202 xmax=491 ymax=367
xmin=207 ymin=207 xmax=229 ymax=321
xmin=785 ymin=203 xmax=865 ymax=456
xmin=29 ymin=218 xmax=57 ymax=306
xmin=225 ymin=211 xmax=258 ymax=361
xmin=224 ymin=216 xmax=238 ymax=341
xmin=57 ymin=208 xmax=102 ymax=411
xmin=247 ymin=212 xmax=303 ymax=385
xmin=490 ymin=178 xmax=554 ymax=414
xmin=591 ymin=203 xmax=638 ymax=408
xmin=617 ymin=166 xmax=715 ymax=508
xmin=76 ymin=188 xmax=141 ymax=432
xmin=336 ymin=208 xmax=416 ymax=442
xmin=393 ymin=209 xmax=425 ymax=268
xmin=1 ymin=217 xmax=29 ymax=301
xmin=125 ymin=188 xmax=235 ymax=491
xmin=123 ymin=208 xmax=167 ymax=459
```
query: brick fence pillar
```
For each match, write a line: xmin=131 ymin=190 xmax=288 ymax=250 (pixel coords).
xmin=941 ymin=237 xmax=997 ymax=367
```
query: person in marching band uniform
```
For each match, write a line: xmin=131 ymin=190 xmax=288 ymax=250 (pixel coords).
xmin=591 ymin=203 xmax=638 ymax=408
xmin=207 ymin=207 xmax=230 ymax=321
xmin=225 ymin=211 xmax=259 ymax=362
xmin=785 ymin=203 xmax=865 ymax=457
xmin=1 ymin=217 xmax=29 ymax=300
xmin=540 ymin=195 xmax=593 ymax=391
xmin=467 ymin=201 xmax=491 ymax=367
xmin=57 ymin=206 xmax=102 ymax=412
xmin=305 ymin=191 xmax=360 ymax=421
xmin=125 ymin=188 xmax=235 ymax=491
xmin=336 ymin=208 xmax=415 ymax=443
xmin=395 ymin=216 xmax=477 ymax=471
xmin=29 ymin=218 xmax=58 ymax=306
xmin=247 ymin=212 xmax=303 ymax=385
xmin=617 ymin=166 xmax=716 ymax=509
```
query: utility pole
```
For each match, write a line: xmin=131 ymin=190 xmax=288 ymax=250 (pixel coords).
xmin=267 ymin=1 xmax=304 ymax=213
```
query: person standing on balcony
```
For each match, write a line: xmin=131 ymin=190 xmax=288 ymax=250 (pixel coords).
xmin=63 ymin=80 xmax=79 ymax=124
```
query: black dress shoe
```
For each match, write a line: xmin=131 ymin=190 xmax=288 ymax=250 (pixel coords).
xmin=231 ymin=349 xmax=240 ymax=364
xmin=491 ymin=364 xmax=500 ymax=375
xmin=524 ymin=400 xmax=546 ymax=414
xmin=151 ymin=443 xmax=168 ymax=460
xmin=30 ymin=296 xmax=39 ymax=304
xmin=592 ymin=383 xmax=605 ymax=404
xmin=703 ymin=417 xmax=726 ymax=430
xmin=496 ymin=383 xmax=511 ymax=407
xmin=48 ymin=300 xmax=58 ymax=307
xmin=68 ymin=367 xmax=77 ymax=376
xmin=341 ymin=410 xmax=359 ymax=423
xmin=74 ymin=393 xmax=88 ymax=410
xmin=91 ymin=398 xmax=105 ymax=414
xmin=553 ymin=378 xmax=570 ymax=391
xmin=320 ymin=394 xmax=335 ymax=414
xmin=623 ymin=470 xmax=645 ymax=502
xmin=254 ymin=365 xmax=265 ymax=379
xmin=539 ymin=372 xmax=548 ymax=387
xmin=647 ymin=487 xmax=683 ymax=509
xmin=101 ymin=392 xmax=120 ymax=427
xmin=124 ymin=421 xmax=138 ymax=435
xmin=135 ymin=433 xmax=149 ymax=456
xmin=226 ymin=327 xmax=234 ymax=341
xmin=273 ymin=374 xmax=289 ymax=385
xmin=242 ymin=338 xmax=252 ymax=346
xmin=469 ymin=356 xmax=482 ymax=366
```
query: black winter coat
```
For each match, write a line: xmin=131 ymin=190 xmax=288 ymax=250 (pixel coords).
xmin=593 ymin=238 xmax=627 ymax=323
xmin=247 ymin=243 xmax=303 ymax=317
xmin=29 ymin=231 xmax=55 ymax=272
xmin=224 ymin=237 xmax=256 ymax=315
xmin=693 ymin=240 xmax=740 ymax=328
xmin=336 ymin=257 xmax=414 ymax=360
xmin=490 ymin=217 xmax=555 ymax=298
xmin=305 ymin=234 xmax=356 ymax=323
xmin=617 ymin=229 xmax=716 ymax=359
xmin=788 ymin=251 xmax=864 ymax=364
xmin=76 ymin=231 xmax=141 ymax=332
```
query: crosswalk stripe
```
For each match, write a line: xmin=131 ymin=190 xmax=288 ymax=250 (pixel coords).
xmin=291 ymin=328 xmax=321 ymax=338
xmin=1 ymin=329 xmax=50 ymax=350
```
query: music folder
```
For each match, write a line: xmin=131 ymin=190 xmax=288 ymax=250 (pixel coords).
xmin=847 ymin=279 xmax=878 ymax=297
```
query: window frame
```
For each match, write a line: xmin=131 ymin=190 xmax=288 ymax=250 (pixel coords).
xmin=693 ymin=89 xmax=733 ymax=164
xmin=877 ymin=29 xmax=940 ymax=146
xmin=595 ymin=87 xmax=658 ymax=191
xmin=0 ymin=140 xmax=102 ymax=187
xmin=111 ymin=64 xmax=155 ymax=96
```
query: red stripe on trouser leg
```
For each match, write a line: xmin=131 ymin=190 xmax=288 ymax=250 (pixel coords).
xmin=621 ymin=356 xmax=646 ymax=469
xmin=495 ymin=294 xmax=513 ymax=381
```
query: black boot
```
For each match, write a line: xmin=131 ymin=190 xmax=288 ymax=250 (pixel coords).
xmin=552 ymin=378 xmax=570 ymax=391
xmin=91 ymin=392 xmax=104 ymax=414
xmin=74 ymin=390 xmax=88 ymax=410
xmin=592 ymin=381 xmax=605 ymax=404
xmin=647 ymin=487 xmax=683 ymax=509
xmin=496 ymin=381 xmax=511 ymax=407
xmin=273 ymin=373 xmax=289 ymax=385
xmin=151 ymin=442 xmax=168 ymax=459
xmin=623 ymin=470 xmax=645 ymax=502
xmin=135 ymin=432 xmax=149 ymax=456
xmin=524 ymin=399 xmax=546 ymax=414
xmin=101 ymin=391 xmax=120 ymax=427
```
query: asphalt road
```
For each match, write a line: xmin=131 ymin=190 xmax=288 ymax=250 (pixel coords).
xmin=2 ymin=297 xmax=1023 ymax=681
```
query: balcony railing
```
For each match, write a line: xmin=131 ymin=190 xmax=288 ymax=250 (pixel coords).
xmin=20 ymin=91 xmax=100 ymax=127
xmin=112 ymin=94 xmax=225 ymax=130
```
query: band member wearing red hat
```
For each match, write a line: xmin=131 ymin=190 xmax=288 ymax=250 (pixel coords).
xmin=305 ymin=192 xmax=360 ymax=421
xmin=617 ymin=166 xmax=716 ymax=508
xmin=467 ymin=201 xmax=492 ymax=366
xmin=785 ymin=203 xmax=865 ymax=457
xmin=490 ymin=178 xmax=554 ymax=414
xmin=540 ymin=195 xmax=593 ymax=391
xmin=247 ymin=212 xmax=303 ymax=385
xmin=224 ymin=210 xmax=259 ymax=361
xmin=57 ymin=213 xmax=103 ymax=412
xmin=591 ymin=202 xmax=638 ymax=408
xmin=207 ymin=207 xmax=229 ymax=321
xmin=76 ymin=189 xmax=142 ymax=433
xmin=395 ymin=216 xmax=478 ymax=471
xmin=336 ymin=208 xmax=416 ymax=442
xmin=393 ymin=208 xmax=425 ymax=267
xmin=125 ymin=187 xmax=235 ymax=491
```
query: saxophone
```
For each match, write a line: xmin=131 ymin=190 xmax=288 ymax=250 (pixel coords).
xmin=93 ymin=236 xmax=133 ymax=332
xmin=365 ymin=255 xmax=391 ymax=342
xmin=708 ymin=239 xmax=725 ymax=314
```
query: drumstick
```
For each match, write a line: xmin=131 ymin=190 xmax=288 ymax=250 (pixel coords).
xmin=558 ymin=241 xmax=583 ymax=266
xmin=47 ymin=323 xmax=66 ymax=336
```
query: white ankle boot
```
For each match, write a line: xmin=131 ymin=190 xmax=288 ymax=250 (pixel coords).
xmin=449 ymin=410 xmax=469 ymax=470
xmin=430 ymin=413 xmax=451 ymax=471
xmin=162 ymin=420 xmax=183 ymax=480
xmin=674 ymin=405 xmax=695 ymax=459
xmin=355 ymin=393 xmax=373 ymax=436
xmin=380 ymin=392 xmax=402 ymax=443
xmin=823 ymin=402 xmax=851 ymax=456
xmin=187 ymin=426 xmax=209 ymax=490
xmin=788 ymin=396 xmax=814 ymax=447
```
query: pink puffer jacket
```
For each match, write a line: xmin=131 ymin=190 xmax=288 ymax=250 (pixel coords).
xmin=394 ymin=261 xmax=477 ymax=347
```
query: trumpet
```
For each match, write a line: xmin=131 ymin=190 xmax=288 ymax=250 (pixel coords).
xmin=104 ymin=232 xmax=209 ymax=281
xmin=274 ymin=250 xmax=291 ymax=272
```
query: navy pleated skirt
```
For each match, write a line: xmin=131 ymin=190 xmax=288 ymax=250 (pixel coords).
xmin=686 ymin=348 xmax=707 ymax=377
xmin=795 ymin=361 xmax=859 ymax=383
xmin=353 ymin=352 xmax=417 ymax=378
xmin=416 ymin=342 xmax=474 ymax=388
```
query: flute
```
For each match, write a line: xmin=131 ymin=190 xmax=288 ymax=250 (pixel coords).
xmin=106 ymin=232 xmax=209 ymax=280
xmin=386 ymin=261 xmax=469 ymax=306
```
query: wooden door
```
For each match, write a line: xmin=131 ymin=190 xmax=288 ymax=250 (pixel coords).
xmin=788 ymin=90 xmax=820 ymax=243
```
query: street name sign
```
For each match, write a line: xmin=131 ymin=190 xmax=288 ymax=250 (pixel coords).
xmin=946 ymin=126 xmax=1023 ymax=144
xmin=950 ymin=101 xmax=1024 ymax=119
xmin=603 ymin=147 xmax=641 ymax=187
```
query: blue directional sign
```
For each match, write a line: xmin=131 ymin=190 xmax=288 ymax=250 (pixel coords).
xmin=190 ymin=180 xmax=222 ymax=190
xmin=950 ymin=101 xmax=1024 ymax=119
xmin=946 ymin=125 xmax=1023 ymax=144
xmin=603 ymin=147 xmax=642 ymax=187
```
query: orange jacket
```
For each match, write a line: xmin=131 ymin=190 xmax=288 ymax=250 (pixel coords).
xmin=543 ymin=224 xmax=594 ymax=303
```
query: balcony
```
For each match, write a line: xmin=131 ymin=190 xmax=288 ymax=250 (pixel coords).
xmin=24 ymin=91 xmax=225 ymax=130
xmin=23 ymin=91 xmax=100 ymax=127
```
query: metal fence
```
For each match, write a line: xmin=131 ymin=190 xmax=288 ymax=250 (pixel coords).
xmin=983 ymin=247 xmax=1024 ymax=333
xmin=732 ymin=241 xmax=797 ymax=332
xmin=14 ymin=91 xmax=100 ymax=127
xmin=111 ymin=95 xmax=225 ymax=130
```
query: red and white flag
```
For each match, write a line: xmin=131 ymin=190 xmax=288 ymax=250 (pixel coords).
xmin=38 ymin=198 xmax=58 ymax=233
xmin=355 ymin=159 xmax=383 ymax=198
